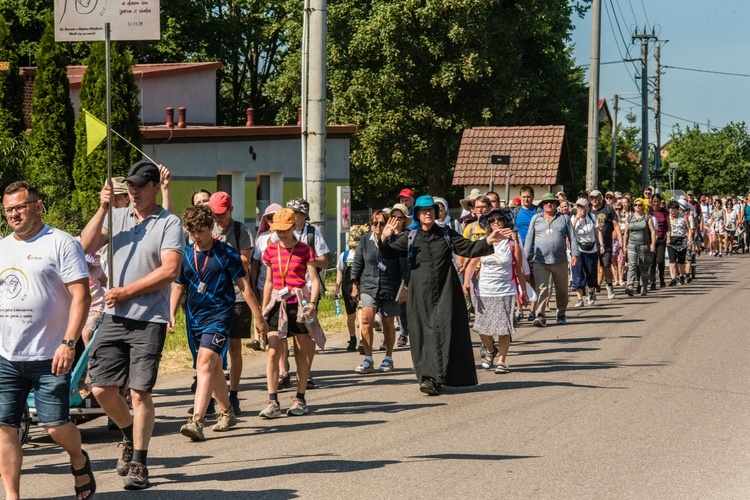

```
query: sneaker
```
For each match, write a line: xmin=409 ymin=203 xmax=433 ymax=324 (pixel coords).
xmin=624 ymin=287 xmax=633 ymax=296
xmin=277 ymin=374 xmax=291 ymax=391
xmin=355 ymin=358 xmax=376 ymax=374
xmin=116 ymin=440 xmax=134 ymax=476
xmin=527 ymin=311 xmax=536 ymax=321
xmin=660 ymin=280 xmax=666 ymax=288
xmin=574 ymin=299 xmax=585 ymax=308
xmin=212 ymin=408 xmax=237 ymax=432
xmin=587 ymin=292 xmax=596 ymax=305
xmin=378 ymin=358 xmax=395 ymax=372
xmin=229 ymin=393 xmax=242 ymax=416
xmin=246 ymin=339 xmax=262 ymax=351
xmin=606 ymin=284 xmax=615 ymax=299
xmin=481 ymin=348 xmax=498 ymax=369
xmin=123 ymin=462 xmax=149 ymax=490
xmin=686 ymin=276 xmax=692 ymax=283
xmin=346 ymin=337 xmax=357 ymax=352
xmin=556 ymin=315 xmax=566 ymax=325
xmin=479 ymin=344 xmax=488 ymax=358
xmin=259 ymin=400 xmax=281 ymax=419
xmin=494 ymin=362 xmax=510 ymax=374
xmin=287 ymin=397 xmax=309 ymax=416
xmin=679 ymin=275 xmax=685 ymax=285
xmin=514 ymin=309 xmax=524 ymax=320
xmin=396 ymin=334 xmax=408 ymax=347
xmin=636 ymin=285 xmax=642 ymax=294
xmin=669 ymin=279 xmax=677 ymax=287
xmin=533 ymin=315 xmax=547 ymax=328
xmin=180 ymin=418 xmax=205 ymax=442
xmin=640 ymin=289 xmax=647 ymax=297
xmin=306 ymin=376 xmax=316 ymax=389
xmin=188 ymin=397 xmax=216 ymax=416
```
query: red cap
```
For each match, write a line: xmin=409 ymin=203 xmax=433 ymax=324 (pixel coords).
xmin=398 ymin=188 xmax=414 ymax=199
xmin=209 ymin=191 xmax=232 ymax=215
xmin=512 ymin=197 xmax=521 ymax=205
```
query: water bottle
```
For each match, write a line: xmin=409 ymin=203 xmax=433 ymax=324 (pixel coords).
xmin=301 ymin=300 xmax=315 ymax=324
xmin=334 ymin=295 xmax=342 ymax=317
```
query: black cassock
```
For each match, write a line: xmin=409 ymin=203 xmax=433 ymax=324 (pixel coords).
xmin=381 ymin=224 xmax=493 ymax=387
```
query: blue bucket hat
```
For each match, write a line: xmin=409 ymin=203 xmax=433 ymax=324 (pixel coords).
xmin=413 ymin=195 xmax=439 ymax=214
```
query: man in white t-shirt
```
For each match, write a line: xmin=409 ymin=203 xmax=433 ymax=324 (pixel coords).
xmin=0 ymin=181 xmax=94 ymax=500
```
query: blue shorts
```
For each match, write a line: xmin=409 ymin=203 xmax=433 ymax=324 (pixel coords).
xmin=196 ymin=331 xmax=229 ymax=356
xmin=0 ymin=356 xmax=70 ymax=428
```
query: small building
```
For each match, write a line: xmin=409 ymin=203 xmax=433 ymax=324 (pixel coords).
xmin=21 ymin=62 xmax=355 ymax=247
xmin=452 ymin=125 xmax=573 ymax=203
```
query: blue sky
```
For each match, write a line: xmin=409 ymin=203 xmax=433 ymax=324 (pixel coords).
xmin=570 ymin=0 xmax=749 ymax=142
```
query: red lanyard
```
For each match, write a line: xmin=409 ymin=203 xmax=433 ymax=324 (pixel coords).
xmin=193 ymin=247 xmax=211 ymax=280
xmin=277 ymin=242 xmax=297 ymax=286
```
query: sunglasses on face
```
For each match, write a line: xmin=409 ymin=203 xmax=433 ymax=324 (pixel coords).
xmin=633 ymin=203 xmax=643 ymax=207
xmin=371 ymin=221 xmax=386 ymax=227
xmin=486 ymin=217 xmax=505 ymax=225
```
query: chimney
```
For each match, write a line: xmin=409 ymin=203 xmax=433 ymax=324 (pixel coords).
xmin=165 ymin=107 xmax=175 ymax=128
xmin=245 ymin=107 xmax=255 ymax=127
xmin=177 ymin=107 xmax=187 ymax=128
xmin=297 ymin=107 xmax=302 ymax=126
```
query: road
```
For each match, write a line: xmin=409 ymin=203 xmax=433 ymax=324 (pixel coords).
xmin=22 ymin=255 xmax=750 ymax=499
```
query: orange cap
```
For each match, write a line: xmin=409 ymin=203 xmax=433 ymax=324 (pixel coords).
xmin=271 ymin=208 xmax=296 ymax=231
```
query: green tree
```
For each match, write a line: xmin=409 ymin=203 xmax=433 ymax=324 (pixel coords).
xmin=666 ymin=122 xmax=750 ymax=197
xmin=0 ymin=14 xmax=26 ymax=137
xmin=268 ymin=0 xmax=589 ymax=208
xmin=27 ymin=11 xmax=76 ymax=209
xmin=72 ymin=42 xmax=141 ymax=217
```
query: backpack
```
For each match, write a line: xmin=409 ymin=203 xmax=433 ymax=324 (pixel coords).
xmin=303 ymin=223 xmax=327 ymax=291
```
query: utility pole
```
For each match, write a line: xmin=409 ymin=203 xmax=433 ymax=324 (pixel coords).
xmin=633 ymin=29 xmax=657 ymax=191
xmin=306 ymin=0 xmax=327 ymax=235
xmin=585 ymin=0 xmax=602 ymax=191
xmin=653 ymin=42 xmax=666 ymax=194
xmin=611 ymin=94 xmax=618 ymax=188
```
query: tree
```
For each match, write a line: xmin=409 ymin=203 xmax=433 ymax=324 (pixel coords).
xmin=27 ymin=11 xmax=76 ymax=209
xmin=72 ymin=42 xmax=141 ymax=217
xmin=665 ymin=122 xmax=750 ymax=197
xmin=126 ymin=0 xmax=297 ymax=125
xmin=268 ymin=0 xmax=589 ymax=208
xmin=597 ymin=112 xmax=642 ymax=195
xmin=0 ymin=13 xmax=26 ymax=137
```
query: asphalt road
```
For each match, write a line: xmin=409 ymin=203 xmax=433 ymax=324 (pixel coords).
xmin=21 ymin=254 xmax=750 ymax=499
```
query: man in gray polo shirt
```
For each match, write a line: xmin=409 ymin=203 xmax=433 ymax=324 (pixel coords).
xmin=81 ymin=161 xmax=184 ymax=490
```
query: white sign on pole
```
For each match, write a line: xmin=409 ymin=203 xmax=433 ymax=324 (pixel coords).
xmin=55 ymin=0 xmax=161 ymax=41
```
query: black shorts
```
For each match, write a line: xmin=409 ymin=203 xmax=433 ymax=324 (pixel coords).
xmin=89 ymin=314 xmax=167 ymax=393
xmin=598 ymin=248 xmax=613 ymax=267
xmin=342 ymin=291 xmax=358 ymax=315
xmin=667 ymin=246 xmax=687 ymax=264
xmin=229 ymin=301 xmax=252 ymax=339
xmin=266 ymin=301 xmax=309 ymax=336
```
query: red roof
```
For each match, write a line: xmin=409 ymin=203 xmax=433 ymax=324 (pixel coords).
xmin=453 ymin=126 xmax=572 ymax=186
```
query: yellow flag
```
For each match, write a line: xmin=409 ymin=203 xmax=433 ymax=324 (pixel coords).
xmin=84 ymin=109 xmax=107 ymax=155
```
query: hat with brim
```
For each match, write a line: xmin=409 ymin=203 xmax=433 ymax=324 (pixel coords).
xmin=112 ymin=177 xmax=128 ymax=195
xmin=479 ymin=207 xmax=514 ymax=230
xmin=257 ymin=203 xmax=283 ymax=236
xmin=459 ymin=193 xmax=480 ymax=211
xmin=271 ymin=208 xmax=296 ymax=231
xmin=390 ymin=203 xmax=413 ymax=226
xmin=575 ymin=198 xmax=589 ymax=207
xmin=413 ymin=195 xmax=440 ymax=216
xmin=539 ymin=193 xmax=559 ymax=205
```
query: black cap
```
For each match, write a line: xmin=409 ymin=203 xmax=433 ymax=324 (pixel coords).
xmin=125 ymin=161 xmax=160 ymax=187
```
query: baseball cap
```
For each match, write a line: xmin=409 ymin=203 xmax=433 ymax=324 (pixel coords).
xmin=209 ymin=192 xmax=232 ymax=215
xmin=271 ymin=208 xmax=296 ymax=231
xmin=398 ymin=188 xmax=415 ymax=199
xmin=575 ymin=198 xmax=589 ymax=207
xmin=589 ymin=189 xmax=602 ymax=197
xmin=125 ymin=161 xmax=160 ymax=187
xmin=287 ymin=198 xmax=310 ymax=218
xmin=686 ymin=190 xmax=694 ymax=195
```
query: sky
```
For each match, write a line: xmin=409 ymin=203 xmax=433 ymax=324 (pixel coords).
xmin=570 ymin=0 xmax=750 ymax=143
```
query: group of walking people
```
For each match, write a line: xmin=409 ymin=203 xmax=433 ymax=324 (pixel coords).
xmin=2 ymin=158 xmax=749 ymax=499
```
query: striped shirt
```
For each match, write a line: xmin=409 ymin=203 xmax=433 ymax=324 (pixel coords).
xmin=262 ymin=242 xmax=314 ymax=292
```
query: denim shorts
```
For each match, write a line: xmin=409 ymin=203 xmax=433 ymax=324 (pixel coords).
xmin=0 ymin=355 xmax=70 ymax=428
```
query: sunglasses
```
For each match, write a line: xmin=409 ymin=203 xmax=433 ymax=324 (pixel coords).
xmin=371 ymin=221 xmax=386 ymax=227
xmin=633 ymin=203 xmax=643 ymax=207
xmin=486 ymin=217 xmax=505 ymax=225
xmin=605 ymin=196 xmax=613 ymax=199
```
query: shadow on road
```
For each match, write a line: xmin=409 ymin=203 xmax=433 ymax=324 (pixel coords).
xmin=405 ymin=452 xmax=539 ymax=462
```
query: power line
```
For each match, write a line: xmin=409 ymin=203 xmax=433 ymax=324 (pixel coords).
xmin=663 ymin=65 xmax=750 ymax=78
xmin=603 ymin=0 xmax=639 ymax=89
xmin=639 ymin=0 xmax=651 ymax=29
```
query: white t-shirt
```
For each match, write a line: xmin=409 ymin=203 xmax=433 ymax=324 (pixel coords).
xmin=477 ymin=240 xmax=517 ymax=298
xmin=0 ymin=226 xmax=88 ymax=361
xmin=337 ymin=248 xmax=356 ymax=271
xmin=252 ymin=232 xmax=272 ymax=291
xmin=571 ymin=213 xmax=598 ymax=254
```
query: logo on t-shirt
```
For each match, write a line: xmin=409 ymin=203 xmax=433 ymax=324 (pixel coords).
xmin=0 ymin=269 xmax=28 ymax=300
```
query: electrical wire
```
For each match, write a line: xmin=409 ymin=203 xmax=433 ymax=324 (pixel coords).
xmin=603 ymin=0 xmax=640 ymax=90
xmin=663 ymin=65 xmax=750 ymax=78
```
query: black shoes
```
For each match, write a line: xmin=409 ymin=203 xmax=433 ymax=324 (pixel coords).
xmin=419 ymin=379 xmax=441 ymax=396
xmin=346 ymin=337 xmax=357 ymax=352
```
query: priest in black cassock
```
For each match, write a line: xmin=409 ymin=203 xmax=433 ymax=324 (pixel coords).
xmin=380 ymin=195 xmax=505 ymax=395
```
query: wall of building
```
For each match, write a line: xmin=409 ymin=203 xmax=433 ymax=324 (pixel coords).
xmin=137 ymin=71 xmax=217 ymax=125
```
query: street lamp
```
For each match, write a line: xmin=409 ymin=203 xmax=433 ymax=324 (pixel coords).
xmin=668 ymin=162 xmax=679 ymax=197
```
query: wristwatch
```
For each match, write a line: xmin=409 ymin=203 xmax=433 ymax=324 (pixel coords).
xmin=61 ymin=339 xmax=76 ymax=349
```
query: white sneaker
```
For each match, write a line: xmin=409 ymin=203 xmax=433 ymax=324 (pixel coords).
xmin=587 ymin=292 xmax=596 ymax=305
xmin=606 ymin=284 xmax=615 ymax=299
xmin=574 ymin=299 xmax=585 ymax=308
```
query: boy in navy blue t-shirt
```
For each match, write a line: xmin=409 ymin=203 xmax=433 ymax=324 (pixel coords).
xmin=169 ymin=205 xmax=268 ymax=441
